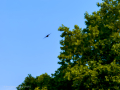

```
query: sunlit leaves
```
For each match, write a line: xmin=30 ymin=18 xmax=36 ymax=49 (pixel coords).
xmin=60 ymin=0 xmax=120 ymax=89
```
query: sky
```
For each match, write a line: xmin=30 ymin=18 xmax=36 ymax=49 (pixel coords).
xmin=0 ymin=0 xmax=104 ymax=90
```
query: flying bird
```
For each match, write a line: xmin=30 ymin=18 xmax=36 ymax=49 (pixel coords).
xmin=43 ymin=33 xmax=51 ymax=39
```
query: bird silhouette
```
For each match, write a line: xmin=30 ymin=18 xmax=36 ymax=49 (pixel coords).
xmin=43 ymin=33 xmax=51 ymax=39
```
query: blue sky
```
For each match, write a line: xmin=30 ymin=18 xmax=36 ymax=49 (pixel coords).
xmin=0 ymin=0 xmax=104 ymax=90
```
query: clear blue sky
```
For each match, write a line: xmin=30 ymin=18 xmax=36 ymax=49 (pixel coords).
xmin=0 ymin=0 xmax=104 ymax=90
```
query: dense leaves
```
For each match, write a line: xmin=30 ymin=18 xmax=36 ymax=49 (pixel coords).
xmin=62 ymin=0 xmax=120 ymax=89
xmin=16 ymin=74 xmax=38 ymax=90
xmin=16 ymin=0 xmax=120 ymax=90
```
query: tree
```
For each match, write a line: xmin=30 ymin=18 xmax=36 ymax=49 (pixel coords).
xmin=50 ymin=25 xmax=81 ymax=90
xmin=16 ymin=0 xmax=120 ymax=89
xmin=16 ymin=74 xmax=38 ymax=90
xmin=51 ymin=65 xmax=75 ymax=90
xmin=56 ymin=0 xmax=120 ymax=89
xmin=16 ymin=73 xmax=56 ymax=90
xmin=35 ymin=73 xmax=55 ymax=90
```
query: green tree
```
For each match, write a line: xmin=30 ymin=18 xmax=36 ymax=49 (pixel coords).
xmin=56 ymin=0 xmax=120 ymax=89
xmin=16 ymin=74 xmax=38 ymax=90
xmin=16 ymin=0 xmax=120 ymax=90
xmin=51 ymin=65 xmax=75 ymax=90
xmin=16 ymin=73 xmax=56 ymax=90
xmin=50 ymin=24 xmax=82 ymax=90
xmin=35 ymin=73 xmax=55 ymax=90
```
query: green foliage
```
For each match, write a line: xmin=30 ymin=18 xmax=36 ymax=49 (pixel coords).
xmin=34 ymin=86 xmax=47 ymax=90
xmin=16 ymin=73 xmax=55 ymax=90
xmin=36 ymin=73 xmax=55 ymax=90
xmin=16 ymin=74 xmax=38 ymax=90
xmin=60 ymin=0 xmax=120 ymax=89
xmin=17 ymin=0 xmax=120 ymax=90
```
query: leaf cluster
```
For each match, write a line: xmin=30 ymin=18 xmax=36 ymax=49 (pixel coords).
xmin=16 ymin=0 xmax=120 ymax=90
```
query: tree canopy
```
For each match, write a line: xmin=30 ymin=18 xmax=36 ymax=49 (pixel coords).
xmin=16 ymin=0 xmax=120 ymax=90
